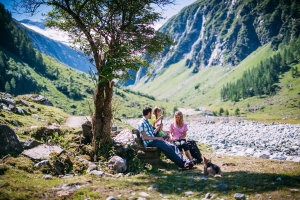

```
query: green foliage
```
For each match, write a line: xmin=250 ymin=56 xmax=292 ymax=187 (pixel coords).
xmin=219 ymin=107 xmax=224 ymax=115
xmin=221 ymin=37 xmax=300 ymax=102
xmin=291 ymin=66 xmax=300 ymax=78
xmin=212 ymin=111 xmax=217 ymax=116
xmin=122 ymin=88 xmax=155 ymax=100
xmin=172 ymin=106 xmax=178 ymax=114
xmin=225 ymin=109 xmax=229 ymax=116
xmin=235 ymin=108 xmax=240 ymax=116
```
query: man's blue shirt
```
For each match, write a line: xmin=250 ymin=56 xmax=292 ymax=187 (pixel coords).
xmin=138 ymin=117 xmax=155 ymax=147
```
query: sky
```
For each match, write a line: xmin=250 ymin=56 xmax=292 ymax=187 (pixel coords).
xmin=0 ymin=0 xmax=196 ymax=42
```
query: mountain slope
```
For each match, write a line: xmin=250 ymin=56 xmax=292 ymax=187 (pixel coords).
xmin=18 ymin=19 xmax=93 ymax=73
xmin=133 ymin=0 xmax=300 ymax=84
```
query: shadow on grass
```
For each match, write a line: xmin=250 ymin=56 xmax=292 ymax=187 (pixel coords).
xmin=134 ymin=163 xmax=300 ymax=199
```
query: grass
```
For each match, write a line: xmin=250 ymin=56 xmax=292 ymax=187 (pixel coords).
xmin=0 ymin=144 xmax=300 ymax=200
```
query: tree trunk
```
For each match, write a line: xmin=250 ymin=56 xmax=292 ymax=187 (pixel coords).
xmin=92 ymin=80 xmax=114 ymax=161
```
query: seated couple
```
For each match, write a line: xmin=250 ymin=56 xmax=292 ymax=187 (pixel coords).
xmin=138 ymin=107 xmax=195 ymax=169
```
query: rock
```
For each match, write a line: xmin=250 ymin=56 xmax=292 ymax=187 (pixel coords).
xmin=111 ymin=126 xmax=118 ymax=131
xmin=204 ymin=193 xmax=211 ymax=199
xmin=2 ymin=154 xmax=11 ymax=162
xmin=136 ymin=198 xmax=146 ymax=200
xmin=33 ymin=95 xmax=53 ymax=106
xmin=125 ymin=172 xmax=134 ymax=177
xmin=23 ymin=139 xmax=42 ymax=149
xmin=106 ymin=197 xmax=117 ymax=200
xmin=292 ymin=157 xmax=300 ymax=162
xmin=113 ymin=129 xmax=136 ymax=146
xmin=43 ymin=174 xmax=53 ymax=179
xmin=116 ymin=173 xmax=124 ymax=178
xmin=0 ymin=124 xmax=23 ymax=155
xmin=82 ymin=121 xmax=92 ymax=142
xmin=185 ymin=191 xmax=194 ymax=196
xmin=234 ymin=193 xmax=245 ymax=199
xmin=108 ymin=156 xmax=127 ymax=173
xmin=22 ymin=144 xmax=64 ymax=160
xmin=139 ymin=192 xmax=150 ymax=197
xmin=20 ymin=99 xmax=28 ymax=106
xmin=87 ymin=162 xmax=98 ymax=172
xmin=270 ymin=153 xmax=287 ymax=160
xmin=3 ymin=98 xmax=16 ymax=106
xmin=245 ymin=148 xmax=255 ymax=156
xmin=89 ymin=170 xmax=105 ymax=177
xmin=34 ymin=160 xmax=50 ymax=167
xmin=33 ymin=114 xmax=41 ymax=121
xmin=254 ymin=150 xmax=270 ymax=159
xmin=290 ymin=189 xmax=299 ymax=192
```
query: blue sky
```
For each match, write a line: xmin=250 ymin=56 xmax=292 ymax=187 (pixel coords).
xmin=1 ymin=0 xmax=196 ymax=28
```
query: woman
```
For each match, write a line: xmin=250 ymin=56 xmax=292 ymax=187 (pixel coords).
xmin=170 ymin=111 xmax=196 ymax=162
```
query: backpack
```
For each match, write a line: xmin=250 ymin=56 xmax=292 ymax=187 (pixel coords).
xmin=187 ymin=140 xmax=203 ymax=164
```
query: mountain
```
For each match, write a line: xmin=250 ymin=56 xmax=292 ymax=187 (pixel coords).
xmin=130 ymin=0 xmax=300 ymax=122
xmin=18 ymin=19 xmax=93 ymax=73
xmin=133 ymin=0 xmax=300 ymax=84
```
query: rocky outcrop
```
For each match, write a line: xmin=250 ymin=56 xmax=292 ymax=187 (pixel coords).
xmin=0 ymin=124 xmax=23 ymax=155
xmin=22 ymin=144 xmax=64 ymax=160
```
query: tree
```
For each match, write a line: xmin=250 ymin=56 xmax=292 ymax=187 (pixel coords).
xmin=15 ymin=0 xmax=174 ymax=160
xmin=225 ymin=109 xmax=229 ymax=116
xmin=219 ymin=107 xmax=224 ymax=116
xmin=4 ymin=82 xmax=11 ymax=93
xmin=235 ymin=108 xmax=240 ymax=116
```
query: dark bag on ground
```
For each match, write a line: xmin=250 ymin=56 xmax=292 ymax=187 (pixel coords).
xmin=187 ymin=140 xmax=203 ymax=164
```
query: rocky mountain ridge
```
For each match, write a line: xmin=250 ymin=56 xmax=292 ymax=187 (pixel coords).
xmin=135 ymin=0 xmax=300 ymax=84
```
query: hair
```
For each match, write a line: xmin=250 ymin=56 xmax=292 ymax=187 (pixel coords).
xmin=153 ymin=107 xmax=162 ymax=119
xmin=174 ymin=111 xmax=184 ymax=127
xmin=143 ymin=107 xmax=152 ymax=116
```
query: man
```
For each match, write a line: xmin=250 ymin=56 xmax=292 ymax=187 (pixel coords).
xmin=138 ymin=107 xmax=194 ymax=169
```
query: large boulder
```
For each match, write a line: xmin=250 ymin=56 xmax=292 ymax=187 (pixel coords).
xmin=0 ymin=124 xmax=23 ymax=155
xmin=32 ymin=95 xmax=53 ymax=106
xmin=113 ymin=129 xmax=136 ymax=146
xmin=108 ymin=156 xmax=127 ymax=173
xmin=22 ymin=144 xmax=64 ymax=160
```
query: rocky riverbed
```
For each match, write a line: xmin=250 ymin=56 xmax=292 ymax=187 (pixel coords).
xmin=124 ymin=117 xmax=300 ymax=162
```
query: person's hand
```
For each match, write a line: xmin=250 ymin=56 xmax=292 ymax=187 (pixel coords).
xmin=154 ymin=125 xmax=161 ymax=133
xmin=156 ymin=137 xmax=164 ymax=141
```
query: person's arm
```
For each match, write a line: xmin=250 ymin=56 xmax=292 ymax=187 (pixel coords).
xmin=141 ymin=131 xmax=163 ymax=141
xmin=154 ymin=115 xmax=163 ymax=124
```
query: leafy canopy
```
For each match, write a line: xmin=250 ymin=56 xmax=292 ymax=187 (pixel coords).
xmin=14 ymin=0 xmax=174 ymax=83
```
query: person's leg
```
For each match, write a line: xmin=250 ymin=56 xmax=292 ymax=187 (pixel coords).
xmin=182 ymin=143 xmax=193 ymax=160
xmin=148 ymin=140 xmax=187 ymax=168
xmin=185 ymin=150 xmax=193 ymax=160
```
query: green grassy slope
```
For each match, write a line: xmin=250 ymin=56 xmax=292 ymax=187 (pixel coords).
xmin=130 ymin=44 xmax=300 ymax=123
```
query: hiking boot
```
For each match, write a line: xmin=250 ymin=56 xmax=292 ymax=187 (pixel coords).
xmin=189 ymin=158 xmax=197 ymax=165
xmin=184 ymin=160 xmax=194 ymax=169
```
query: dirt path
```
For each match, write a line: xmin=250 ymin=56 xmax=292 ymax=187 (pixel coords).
xmin=64 ymin=116 xmax=91 ymax=128
xmin=178 ymin=108 xmax=202 ymax=115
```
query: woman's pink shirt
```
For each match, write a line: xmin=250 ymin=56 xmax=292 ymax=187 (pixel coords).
xmin=170 ymin=123 xmax=188 ymax=139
